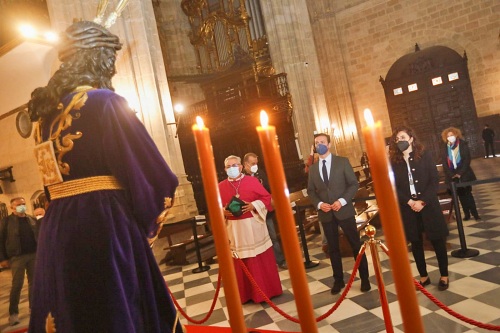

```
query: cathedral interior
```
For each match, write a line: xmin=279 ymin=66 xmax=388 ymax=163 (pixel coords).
xmin=0 ymin=0 xmax=498 ymax=332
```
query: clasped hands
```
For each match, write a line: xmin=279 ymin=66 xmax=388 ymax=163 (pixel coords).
xmin=319 ymin=200 xmax=342 ymax=212
xmin=408 ymin=199 xmax=425 ymax=212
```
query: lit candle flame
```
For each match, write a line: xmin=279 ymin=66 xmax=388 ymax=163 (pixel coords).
xmin=260 ymin=110 xmax=269 ymax=128
xmin=19 ymin=24 xmax=36 ymax=38
xmin=364 ymin=108 xmax=374 ymax=126
xmin=196 ymin=116 xmax=205 ymax=129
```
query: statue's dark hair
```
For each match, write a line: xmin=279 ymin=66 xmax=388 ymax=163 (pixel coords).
xmin=388 ymin=126 xmax=425 ymax=164
xmin=28 ymin=46 xmax=117 ymax=121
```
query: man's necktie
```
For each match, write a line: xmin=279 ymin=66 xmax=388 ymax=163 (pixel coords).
xmin=322 ymin=160 xmax=329 ymax=186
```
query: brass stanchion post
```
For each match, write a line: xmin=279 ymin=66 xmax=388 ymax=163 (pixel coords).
xmin=365 ymin=224 xmax=394 ymax=333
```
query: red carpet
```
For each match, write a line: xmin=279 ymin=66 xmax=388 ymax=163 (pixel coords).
xmin=7 ymin=325 xmax=296 ymax=333
xmin=186 ymin=326 xmax=297 ymax=333
xmin=6 ymin=325 xmax=296 ymax=332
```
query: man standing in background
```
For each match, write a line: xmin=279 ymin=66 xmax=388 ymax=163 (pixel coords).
xmin=243 ymin=153 xmax=287 ymax=269
xmin=0 ymin=197 xmax=40 ymax=326
xmin=481 ymin=124 xmax=496 ymax=158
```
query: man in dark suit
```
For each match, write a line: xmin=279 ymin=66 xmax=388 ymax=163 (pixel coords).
xmin=307 ymin=133 xmax=371 ymax=294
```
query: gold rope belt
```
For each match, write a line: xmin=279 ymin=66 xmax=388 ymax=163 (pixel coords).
xmin=47 ymin=176 xmax=124 ymax=200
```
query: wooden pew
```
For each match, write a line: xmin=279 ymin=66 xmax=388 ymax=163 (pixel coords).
xmin=288 ymin=186 xmax=380 ymax=257
xmin=158 ymin=216 xmax=216 ymax=266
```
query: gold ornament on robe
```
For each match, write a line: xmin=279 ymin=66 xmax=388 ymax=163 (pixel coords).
xmin=34 ymin=141 xmax=64 ymax=186
xmin=45 ymin=312 xmax=56 ymax=333
xmin=148 ymin=197 xmax=174 ymax=247
xmin=33 ymin=86 xmax=93 ymax=184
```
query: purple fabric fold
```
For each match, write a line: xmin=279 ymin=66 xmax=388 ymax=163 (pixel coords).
xmin=29 ymin=89 xmax=182 ymax=333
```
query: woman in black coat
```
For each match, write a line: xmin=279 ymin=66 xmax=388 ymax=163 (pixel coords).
xmin=389 ymin=126 xmax=450 ymax=290
xmin=441 ymin=127 xmax=480 ymax=221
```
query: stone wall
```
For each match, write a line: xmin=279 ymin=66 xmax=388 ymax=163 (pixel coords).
xmin=0 ymin=0 xmax=199 ymax=221
xmin=308 ymin=0 xmax=499 ymax=152
xmin=0 ymin=114 xmax=43 ymax=212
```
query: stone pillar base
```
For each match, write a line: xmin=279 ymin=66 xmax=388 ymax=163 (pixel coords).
xmin=167 ymin=174 xmax=198 ymax=222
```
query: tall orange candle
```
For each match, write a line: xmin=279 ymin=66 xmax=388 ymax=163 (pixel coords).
xmin=257 ymin=111 xmax=318 ymax=333
xmin=192 ymin=116 xmax=247 ymax=333
xmin=362 ymin=109 xmax=423 ymax=332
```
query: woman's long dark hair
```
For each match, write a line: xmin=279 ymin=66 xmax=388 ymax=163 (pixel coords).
xmin=388 ymin=126 xmax=425 ymax=164
xmin=28 ymin=47 xmax=117 ymax=122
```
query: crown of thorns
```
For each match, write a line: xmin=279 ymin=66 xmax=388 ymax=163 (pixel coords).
xmin=58 ymin=0 xmax=129 ymax=61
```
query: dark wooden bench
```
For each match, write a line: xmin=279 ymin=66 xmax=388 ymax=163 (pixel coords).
xmin=436 ymin=165 xmax=456 ymax=223
xmin=158 ymin=216 xmax=216 ymax=266
xmin=290 ymin=186 xmax=380 ymax=257
xmin=165 ymin=234 xmax=214 ymax=265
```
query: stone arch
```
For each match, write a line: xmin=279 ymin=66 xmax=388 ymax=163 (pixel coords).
xmin=30 ymin=190 xmax=47 ymax=210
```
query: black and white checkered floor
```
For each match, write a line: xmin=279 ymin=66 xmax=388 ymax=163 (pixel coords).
xmin=1 ymin=157 xmax=499 ymax=332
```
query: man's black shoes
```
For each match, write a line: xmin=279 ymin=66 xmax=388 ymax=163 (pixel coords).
xmin=331 ymin=279 xmax=371 ymax=294
xmin=361 ymin=279 xmax=372 ymax=292
xmin=331 ymin=280 xmax=345 ymax=294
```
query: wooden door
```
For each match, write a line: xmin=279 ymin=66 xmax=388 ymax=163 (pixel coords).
xmin=381 ymin=45 xmax=481 ymax=162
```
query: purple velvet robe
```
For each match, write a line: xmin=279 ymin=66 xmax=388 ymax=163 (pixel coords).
xmin=29 ymin=89 xmax=182 ymax=333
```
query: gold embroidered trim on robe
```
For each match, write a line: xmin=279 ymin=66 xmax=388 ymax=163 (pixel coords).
xmin=34 ymin=141 xmax=64 ymax=186
xmin=34 ymin=86 xmax=94 ymax=180
xmin=48 ymin=175 xmax=123 ymax=200
xmin=45 ymin=312 xmax=56 ymax=333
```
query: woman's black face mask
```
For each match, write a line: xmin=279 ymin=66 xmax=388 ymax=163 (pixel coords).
xmin=397 ymin=140 xmax=410 ymax=152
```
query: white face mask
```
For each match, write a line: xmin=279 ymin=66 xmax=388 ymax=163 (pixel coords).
xmin=448 ymin=135 xmax=456 ymax=144
xmin=15 ymin=205 xmax=27 ymax=214
xmin=226 ymin=166 xmax=240 ymax=179
xmin=250 ymin=165 xmax=258 ymax=173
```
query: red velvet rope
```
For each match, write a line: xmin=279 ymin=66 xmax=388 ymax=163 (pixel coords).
xmin=416 ymin=282 xmax=500 ymax=331
xmin=166 ymin=241 xmax=500 ymax=331
xmin=167 ymin=271 xmax=222 ymax=324
xmin=235 ymin=243 xmax=368 ymax=323
xmin=380 ymin=244 xmax=500 ymax=331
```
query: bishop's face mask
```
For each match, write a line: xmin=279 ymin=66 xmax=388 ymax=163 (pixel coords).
xmin=396 ymin=140 xmax=410 ymax=152
xmin=315 ymin=144 xmax=329 ymax=155
xmin=226 ymin=166 xmax=240 ymax=179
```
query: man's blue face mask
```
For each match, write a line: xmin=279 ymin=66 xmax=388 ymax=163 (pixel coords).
xmin=315 ymin=143 xmax=329 ymax=155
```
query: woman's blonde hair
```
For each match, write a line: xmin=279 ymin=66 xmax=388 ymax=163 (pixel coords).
xmin=441 ymin=127 xmax=463 ymax=143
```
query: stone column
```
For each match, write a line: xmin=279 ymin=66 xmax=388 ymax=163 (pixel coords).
xmin=259 ymin=0 xmax=330 ymax=161
xmin=311 ymin=11 xmax=363 ymax=162
xmin=46 ymin=0 xmax=197 ymax=220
